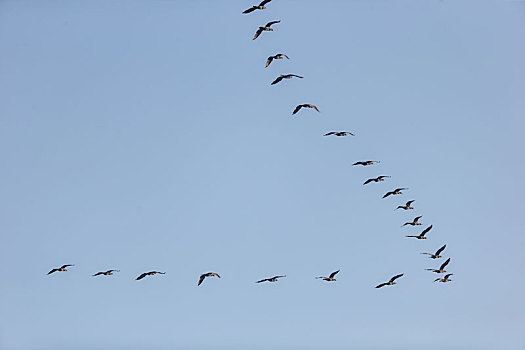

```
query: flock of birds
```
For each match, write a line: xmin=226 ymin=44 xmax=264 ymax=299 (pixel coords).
xmin=46 ymin=0 xmax=454 ymax=288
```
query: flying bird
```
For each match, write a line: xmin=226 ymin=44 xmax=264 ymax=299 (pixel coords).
xmin=396 ymin=200 xmax=415 ymax=210
xmin=256 ymin=275 xmax=286 ymax=283
xmin=406 ymin=225 xmax=432 ymax=240
xmin=47 ymin=264 xmax=74 ymax=275
xmin=265 ymin=53 xmax=289 ymax=68
xmin=243 ymin=0 xmax=272 ymax=14
xmin=253 ymin=21 xmax=280 ymax=40
xmin=402 ymin=216 xmax=423 ymax=227
xmin=324 ymin=131 xmax=354 ymax=137
xmin=198 ymin=272 xmax=221 ymax=286
xmin=292 ymin=104 xmax=319 ymax=115
xmin=353 ymin=160 xmax=380 ymax=166
xmin=316 ymin=269 xmax=340 ymax=282
xmin=375 ymin=273 xmax=404 ymax=288
xmin=136 ymin=271 xmax=165 ymax=280
xmin=383 ymin=188 xmax=408 ymax=198
xmin=434 ymin=273 xmax=453 ymax=283
xmin=421 ymin=244 xmax=447 ymax=259
xmin=426 ymin=258 xmax=451 ymax=273
xmin=92 ymin=269 xmax=120 ymax=277
xmin=271 ymin=74 xmax=303 ymax=85
xmin=363 ymin=175 xmax=390 ymax=185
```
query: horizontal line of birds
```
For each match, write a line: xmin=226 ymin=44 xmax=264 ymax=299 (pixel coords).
xmin=240 ymin=0 xmax=455 ymax=286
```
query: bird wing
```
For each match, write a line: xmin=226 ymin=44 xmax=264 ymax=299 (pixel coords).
xmin=405 ymin=235 xmax=418 ymax=238
xmin=440 ymin=258 xmax=450 ymax=270
xmin=406 ymin=200 xmax=415 ymax=206
xmin=256 ymin=278 xmax=269 ymax=283
xmin=281 ymin=54 xmax=290 ymax=59
xmin=243 ymin=6 xmax=256 ymax=13
xmin=329 ymin=270 xmax=340 ymax=279
xmin=214 ymin=273 xmax=221 ymax=278
xmin=47 ymin=269 xmax=58 ymax=275
xmin=435 ymin=244 xmax=446 ymax=255
xmin=375 ymin=282 xmax=388 ymax=289
xmin=61 ymin=264 xmax=73 ymax=268
xmin=390 ymin=274 xmax=404 ymax=282
xmin=363 ymin=178 xmax=373 ymax=185
xmin=414 ymin=216 xmax=422 ymax=223
xmin=383 ymin=192 xmax=393 ymax=198
xmin=353 ymin=162 xmax=363 ymax=166
xmin=292 ymin=105 xmax=302 ymax=114
xmin=273 ymin=275 xmax=286 ymax=279
xmin=92 ymin=272 xmax=103 ymax=276
xmin=265 ymin=57 xmax=273 ymax=67
xmin=271 ymin=76 xmax=283 ymax=85
xmin=444 ymin=274 xmax=453 ymax=279
xmin=260 ymin=0 xmax=272 ymax=5
xmin=421 ymin=225 xmax=433 ymax=237
xmin=291 ymin=74 xmax=304 ymax=78
xmin=324 ymin=132 xmax=336 ymax=136
xmin=378 ymin=175 xmax=390 ymax=180
xmin=266 ymin=20 xmax=280 ymax=27
xmin=402 ymin=222 xmax=410 ymax=227
xmin=253 ymin=28 xmax=263 ymax=40
xmin=136 ymin=273 xmax=147 ymax=280
xmin=310 ymin=105 xmax=319 ymax=112
xmin=198 ymin=275 xmax=206 ymax=286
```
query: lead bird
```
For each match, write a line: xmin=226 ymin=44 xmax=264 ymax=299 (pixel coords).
xmin=198 ymin=272 xmax=221 ymax=286
xmin=256 ymin=275 xmax=286 ymax=283
xmin=271 ymin=74 xmax=303 ymax=85
xmin=363 ymin=175 xmax=390 ymax=185
xmin=426 ymin=258 xmax=451 ymax=273
xmin=253 ymin=21 xmax=280 ymax=40
xmin=136 ymin=271 xmax=165 ymax=280
xmin=396 ymin=200 xmax=415 ymax=210
xmin=383 ymin=188 xmax=408 ymax=198
xmin=353 ymin=160 xmax=380 ymax=166
xmin=324 ymin=131 xmax=354 ymax=137
xmin=402 ymin=216 xmax=422 ymax=227
xmin=266 ymin=53 xmax=289 ymax=68
xmin=421 ymin=244 xmax=447 ymax=259
xmin=243 ymin=0 xmax=272 ymax=14
xmin=292 ymin=104 xmax=319 ymax=115
xmin=434 ymin=273 xmax=453 ymax=283
xmin=375 ymin=273 xmax=404 ymax=288
xmin=316 ymin=269 xmax=340 ymax=282
xmin=93 ymin=269 xmax=120 ymax=277
xmin=47 ymin=264 xmax=74 ymax=275
xmin=406 ymin=225 xmax=433 ymax=240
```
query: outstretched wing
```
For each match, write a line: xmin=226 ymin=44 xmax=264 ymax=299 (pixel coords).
xmin=292 ymin=105 xmax=302 ymax=115
xmin=266 ymin=20 xmax=280 ymax=27
xmin=435 ymin=244 xmax=446 ymax=255
xmin=324 ymin=132 xmax=336 ymax=136
xmin=260 ymin=0 xmax=272 ymax=5
xmin=256 ymin=278 xmax=269 ymax=283
xmin=136 ymin=273 xmax=148 ymax=280
xmin=421 ymin=225 xmax=433 ymax=237
xmin=47 ymin=269 xmax=58 ymax=275
xmin=329 ymin=270 xmax=340 ymax=279
xmin=406 ymin=200 xmax=415 ymax=206
xmin=390 ymin=274 xmax=404 ymax=282
xmin=290 ymin=74 xmax=304 ymax=78
xmin=375 ymin=282 xmax=388 ymax=289
xmin=310 ymin=104 xmax=319 ymax=112
xmin=383 ymin=191 xmax=393 ymax=198
xmin=253 ymin=28 xmax=263 ymax=40
xmin=363 ymin=178 xmax=374 ymax=185
xmin=439 ymin=258 xmax=450 ymax=270
xmin=198 ymin=275 xmax=206 ymax=286
xmin=92 ymin=272 xmax=103 ymax=276
xmin=271 ymin=76 xmax=284 ymax=85
xmin=243 ymin=6 xmax=256 ymax=13
xmin=265 ymin=56 xmax=273 ymax=67
xmin=414 ymin=216 xmax=422 ymax=223
xmin=444 ymin=274 xmax=453 ymax=279
xmin=61 ymin=264 xmax=73 ymax=268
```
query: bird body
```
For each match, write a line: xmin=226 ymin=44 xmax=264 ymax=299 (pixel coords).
xmin=93 ymin=269 xmax=120 ymax=277
xmin=292 ymin=104 xmax=319 ymax=115
xmin=383 ymin=188 xmax=408 ymax=198
xmin=271 ymin=74 xmax=303 ymax=85
xmin=253 ymin=21 xmax=280 ymax=40
xmin=406 ymin=225 xmax=432 ymax=240
xmin=363 ymin=175 xmax=390 ymax=185
xmin=402 ymin=216 xmax=422 ymax=227
xmin=434 ymin=274 xmax=453 ymax=283
xmin=396 ymin=200 xmax=415 ymax=210
xmin=353 ymin=160 xmax=380 ymax=166
xmin=421 ymin=244 xmax=447 ymax=259
xmin=266 ymin=53 xmax=289 ymax=68
xmin=136 ymin=271 xmax=165 ymax=280
xmin=324 ymin=131 xmax=354 ymax=137
xmin=47 ymin=264 xmax=74 ymax=275
xmin=375 ymin=273 xmax=404 ymax=288
xmin=256 ymin=275 xmax=286 ymax=283
xmin=426 ymin=258 xmax=451 ymax=273
xmin=316 ymin=269 xmax=340 ymax=282
xmin=198 ymin=272 xmax=221 ymax=286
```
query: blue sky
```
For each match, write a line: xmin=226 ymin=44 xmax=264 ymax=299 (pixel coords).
xmin=1 ymin=0 xmax=524 ymax=349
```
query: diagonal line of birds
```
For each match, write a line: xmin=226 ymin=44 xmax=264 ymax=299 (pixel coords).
xmin=46 ymin=0 xmax=455 ymax=288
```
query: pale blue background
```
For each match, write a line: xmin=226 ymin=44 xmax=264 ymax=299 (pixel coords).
xmin=1 ymin=0 xmax=524 ymax=349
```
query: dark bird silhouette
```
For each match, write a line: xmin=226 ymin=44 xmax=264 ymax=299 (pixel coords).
xmin=363 ymin=175 xmax=390 ymax=185
xmin=136 ymin=271 xmax=165 ymax=280
xmin=266 ymin=53 xmax=289 ymax=68
xmin=324 ymin=131 xmax=354 ymax=137
xmin=396 ymin=200 xmax=415 ymax=210
xmin=92 ymin=269 xmax=120 ymax=277
xmin=198 ymin=272 xmax=221 ymax=286
xmin=271 ymin=74 xmax=303 ymax=85
xmin=292 ymin=104 xmax=319 ymax=115
xmin=375 ymin=274 xmax=404 ymax=288
xmin=316 ymin=269 xmax=340 ymax=282
xmin=256 ymin=275 xmax=286 ymax=283
xmin=402 ymin=216 xmax=423 ymax=227
xmin=47 ymin=264 xmax=74 ymax=275
xmin=434 ymin=273 xmax=453 ymax=283
xmin=383 ymin=188 xmax=408 ymax=198
xmin=421 ymin=244 xmax=447 ymax=259
xmin=406 ymin=225 xmax=432 ymax=240
xmin=253 ymin=21 xmax=280 ymax=40
xmin=243 ymin=0 xmax=272 ymax=14
xmin=352 ymin=160 xmax=380 ymax=166
xmin=426 ymin=258 xmax=451 ymax=273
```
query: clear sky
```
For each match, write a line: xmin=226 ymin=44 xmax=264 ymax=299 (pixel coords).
xmin=1 ymin=0 xmax=524 ymax=349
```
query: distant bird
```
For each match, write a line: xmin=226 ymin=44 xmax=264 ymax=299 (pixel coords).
xmin=363 ymin=175 xmax=390 ymax=185
xmin=316 ymin=269 xmax=340 ymax=282
xmin=292 ymin=104 xmax=319 ymax=115
xmin=426 ymin=258 xmax=451 ymax=273
xmin=396 ymin=200 xmax=415 ymax=210
xmin=243 ymin=0 xmax=272 ymax=14
xmin=253 ymin=21 xmax=280 ymax=40
xmin=383 ymin=188 xmax=408 ymax=198
xmin=47 ymin=264 xmax=74 ymax=275
xmin=434 ymin=273 xmax=453 ymax=283
xmin=375 ymin=273 xmax=404 ymax=288
xmin=266 ymin=53 xmax=289 ymax=68
xmin=256 ymin=275 xmax=286 ymax=283
xmin=271 ymin=74 xmax=303 ymax=85
xmin=402 ymin=216 xmax=423 ymax=227
xmin=353 ymin=160 xmax=380 ymax=166
xmin=406 ymin=225 xmax=432 ymax=240
xmin=198 ymin=272 xmax=221 ymax=286
xmin=92 ymin=269 xmax=120 ymax=277
xmin=421 ymin=244 xmax=447 ymax=259
xmin=136 ymin=271 xmax=165 ymax=280
xmin=324 ymin=131 xmax=354 ymax=137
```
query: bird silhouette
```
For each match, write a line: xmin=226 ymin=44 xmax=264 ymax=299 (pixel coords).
xmin=375 ymin=274 xmax=404 ymax=288
xmin=198 ymin=272 xmax=221 ymax=286
xmin=253 ymin=21 xmax=280 ymax=40
xmin=47 ymin=264 xmax=74 ymax=275
xmin=406 ymin=225 xmax=432 ymax=240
